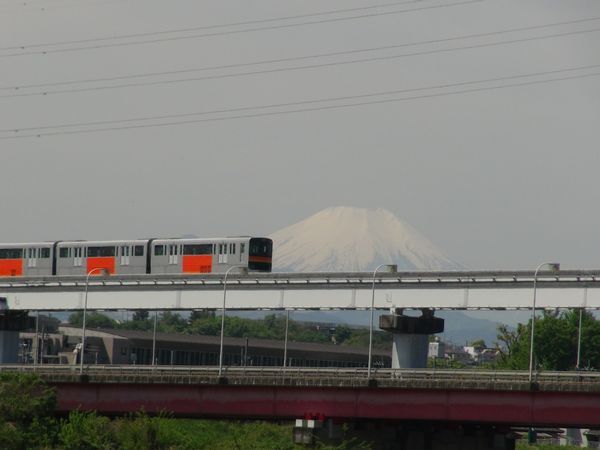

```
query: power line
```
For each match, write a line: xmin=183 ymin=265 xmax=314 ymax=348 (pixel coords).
xmin=3 ymin=15 xmax=598 ymax=90
xmin=0 ymin=0 xmax=132 ymax=13
xmin=0 ymin=0 xmax=483 ymax=57
xmin=2 ymin=63 xmax=598 ymax=138
xmin=0 ymin=0 xmax=418 ymax=36
xmin=2 ymin=25 xmax=599 ymax=99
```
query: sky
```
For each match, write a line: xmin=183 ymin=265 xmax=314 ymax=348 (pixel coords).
xmin=1 ymin=0 xmax=600 ymax=271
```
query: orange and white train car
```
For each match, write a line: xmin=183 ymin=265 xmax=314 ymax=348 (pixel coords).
xmin=0 ymin=237 xmax=272 ymax=277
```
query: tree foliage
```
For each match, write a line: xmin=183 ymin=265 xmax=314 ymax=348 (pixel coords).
xmin=68 ymin=311 xmax=117 ymax=329
xmin=496 ymin=310 xmax=600 ymax=370
xmin=0 ymin=373 xmax=57 ymax=449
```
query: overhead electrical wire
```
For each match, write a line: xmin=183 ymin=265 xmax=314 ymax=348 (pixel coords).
xmin=0 ymin=0 xmax=483 ymax=57
xmin=1 ymin=24 xmax=599 ymax=99
xmin=0 ymin=0 xmax=421 ymax=34
xmin=2 ymin=63 xmax=598 ymax=139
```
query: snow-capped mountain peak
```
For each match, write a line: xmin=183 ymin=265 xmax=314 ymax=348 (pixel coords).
xmin=270 ymin=206 xmax=460 ymax=272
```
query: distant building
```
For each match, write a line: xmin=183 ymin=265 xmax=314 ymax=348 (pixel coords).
xmin=19 ymin=326 xmax=391 ymax=369
xmin=463 ymin=345 xmax=499 ymax=364
xmin=428 ymin=340 xmax=446 ymax=359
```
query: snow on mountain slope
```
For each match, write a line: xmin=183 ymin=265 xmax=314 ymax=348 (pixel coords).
xmin=270 ymin=207 xmax=461 ymax=272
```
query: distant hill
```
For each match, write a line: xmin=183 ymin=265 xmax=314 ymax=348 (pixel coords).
xmin=270 ymin=206 xmax=461 ymax=272
xmin=234 ymin=310 xmax=502 ymax=347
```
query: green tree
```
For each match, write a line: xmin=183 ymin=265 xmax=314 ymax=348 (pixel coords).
xmin=0 ymin=373 xmax=58 ymax=450
xmin=496 ymin=310 xmax=600 ymax=371
xmin=190 ymin=310 xmax=215 ymax=321
xmin=68 ymin=311 xmax=116 ymax=329
xmin=470 ymin=339 xmax=487 ymax=351
xmin=132 ymin=310 xmax=149 ymax=322
xmin=157 ymin=312 xmax=187 ymax=333
xmin=333 ymin=325 xmax=353 ymax=344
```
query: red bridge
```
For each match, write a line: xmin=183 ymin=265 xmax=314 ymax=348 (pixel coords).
xmin=5 ymin=366 xmax=600 ymax=428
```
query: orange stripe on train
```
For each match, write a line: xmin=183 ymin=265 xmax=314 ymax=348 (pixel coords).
xmin=0 ymin=259 xmax=23 ymax=277
xmin=87 ymin=257 xmax=115 ymax=275
xmin=182 ymin=255 xmax=212 ymax=273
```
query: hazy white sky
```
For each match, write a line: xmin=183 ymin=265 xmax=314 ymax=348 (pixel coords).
xmin=1 ymin=0 xmax=599 ymax=270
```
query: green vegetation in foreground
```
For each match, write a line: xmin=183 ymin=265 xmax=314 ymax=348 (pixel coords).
xmin=0 ymin=372 xmax=366 ymax=449
xmin=517 ymin=443 xmax=582 ymax=450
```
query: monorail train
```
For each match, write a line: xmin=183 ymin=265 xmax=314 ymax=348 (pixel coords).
xmin=0 ymin=237 xmax=272 ymax=277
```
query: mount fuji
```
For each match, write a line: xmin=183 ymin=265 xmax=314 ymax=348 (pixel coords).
xmin=265 ymin=207 xmax=506 ymax=344
xmin=270 ymin=206 xmax=461 ymax=272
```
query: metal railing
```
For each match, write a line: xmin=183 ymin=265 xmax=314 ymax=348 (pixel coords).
xmin=1 ymin=269 xmax=599 ymax=290
xmin=2 ymin=365 xmax=599 ymax=389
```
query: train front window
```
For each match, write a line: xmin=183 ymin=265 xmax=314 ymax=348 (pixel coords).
xmin=249 ymin=238 xmax=272 ymax=256
xmin=248 ymin=238 xmax=273 ymax=272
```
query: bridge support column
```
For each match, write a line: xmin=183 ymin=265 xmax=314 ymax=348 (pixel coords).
xmin=379 ymin=309 xmax=444 ymax=369
xmin=0 ymin=298 xmax=33 ymax=364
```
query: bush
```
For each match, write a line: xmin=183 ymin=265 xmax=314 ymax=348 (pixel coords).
xmin=0 ymin=373 xmax=58 ymax=449
xmin=59 ymin=410 xmax=115 ymax=450
xmin=114 ymin=411 xmax=170 ymax=450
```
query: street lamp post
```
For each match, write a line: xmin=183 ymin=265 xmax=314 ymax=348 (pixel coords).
xmin=576 ymin=308 xmax=583 ymax=370
xmin=529 ymin=262 xmax=560 ymax=382
xmin=152 ymin=310 xmax=158 ymax=366
xmin=218 ymin=266 xmax=248 ymax=377
xmin=81 ymin=267 xmax=109 ymax=374
xmin=283 ymin=309 xmax=290 ymax=370
xmin=368 ymin=263 xmax=397 ymax=378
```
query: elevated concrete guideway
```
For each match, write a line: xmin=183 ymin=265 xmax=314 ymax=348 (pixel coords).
xmin=1 ymin=270 xmax=600 ymax=311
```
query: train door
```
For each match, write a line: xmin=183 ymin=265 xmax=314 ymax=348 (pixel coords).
xmin=26 ymin=248 xmax=37 ymax=268
xmin=218 ymin=243 xmax=228 ymax=264
xmin=73 ymin=247 xmax=83 ymax=267
xmin=120 ymin=245 xmax=131 ymax=266
xmin=168 ymin=244 xmax=179 ymax=265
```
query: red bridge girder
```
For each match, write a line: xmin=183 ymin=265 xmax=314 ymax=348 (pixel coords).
xmin=52 ymin=382 xmax=600 ymax=428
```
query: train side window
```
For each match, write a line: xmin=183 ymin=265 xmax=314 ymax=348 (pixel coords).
xmin=88 ymin=247 xmax=115 ymax=257
xmin=233 ymin=243 xmax=236 ymax=254
xmin=134 ymin=246 xmax=144 ymax=256
xmin=41 ymin=248 xmax=50 ymax=258
xmin=240 ymin=243 xmax=245 ymax=254
xmin=59 ymin=248 xmax=68 ymax=258
xmin=154 ymin=245 xmax=164 ymax=256
xmin=224 ymin=244 xmax=228 ymax=255
xmin=183 ymin=244 xmax=212 ymax=255
xmin=0 ymin=248 xmax=23 ymax=259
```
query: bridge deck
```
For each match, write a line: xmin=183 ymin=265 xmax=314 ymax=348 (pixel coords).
xmin=2 ymin=270 xmax=600 ymax=310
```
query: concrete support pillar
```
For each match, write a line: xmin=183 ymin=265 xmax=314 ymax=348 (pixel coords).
xmin=0 ymin=330 xmax=20 ymax=363
xmin=379 ymin=308 xmax=444 ymax=369
xmin=0 ymin=298 xmax=33 ymax=364
xmin=391 ymin=334 xmax=430 ymax=368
